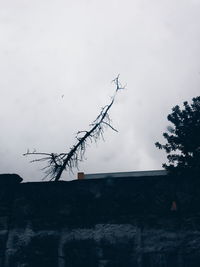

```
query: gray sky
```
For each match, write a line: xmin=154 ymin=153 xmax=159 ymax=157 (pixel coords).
xmin=0 ymin=0 xmax=200 ymax=181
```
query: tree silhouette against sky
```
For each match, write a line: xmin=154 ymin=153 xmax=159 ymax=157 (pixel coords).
xmin=24 ymin=76 xmax=126 ymax=181
xmin=155 ymin=96 xmax=200 ymax=176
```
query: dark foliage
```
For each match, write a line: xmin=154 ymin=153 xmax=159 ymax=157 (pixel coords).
xmin=24 ymin=76 xmax=125 ymax=181
xmin=155 ymin=96 xmax=200 ymax=176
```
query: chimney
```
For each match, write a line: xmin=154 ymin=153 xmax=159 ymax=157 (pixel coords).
xmin=77 ymin=172 xmax=85 ymax=180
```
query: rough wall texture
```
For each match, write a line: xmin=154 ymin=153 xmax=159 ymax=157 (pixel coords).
xmin=0 ymin=173 xmax=200 ymax=267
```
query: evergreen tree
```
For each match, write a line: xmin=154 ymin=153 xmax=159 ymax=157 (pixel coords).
xmin=155 ymin=96 xmax=200 ymax=176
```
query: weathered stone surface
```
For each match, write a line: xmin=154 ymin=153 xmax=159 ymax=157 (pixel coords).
xmin=0 ymin=173 xmax=200 ymax=266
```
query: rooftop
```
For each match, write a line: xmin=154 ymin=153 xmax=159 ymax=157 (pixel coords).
xmin=77 ymin=169 xmax=167 ymax=180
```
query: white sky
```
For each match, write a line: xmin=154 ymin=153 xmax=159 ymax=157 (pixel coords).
xmin=0 ymin=0 xmax=200 ymax=181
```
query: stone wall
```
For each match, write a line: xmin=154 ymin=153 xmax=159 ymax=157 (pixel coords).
xmin=0 ymin=173 xmax=200 ymax=267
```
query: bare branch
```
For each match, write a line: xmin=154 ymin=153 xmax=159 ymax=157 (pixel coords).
xmin=102 ymin=121 xmax=118 ymax=132
xmin=24 ymin=76 xmax=126 ymax=181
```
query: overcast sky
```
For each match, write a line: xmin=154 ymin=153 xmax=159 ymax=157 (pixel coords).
xmin=0 ymin=0 xmax=200 ymax=181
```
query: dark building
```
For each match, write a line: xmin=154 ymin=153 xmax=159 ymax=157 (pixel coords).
xmin=0 ymin=170 xmax=200 ymax=267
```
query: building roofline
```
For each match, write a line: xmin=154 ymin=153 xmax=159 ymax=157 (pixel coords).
xmin=78 ymin=170 xmax=167 ymax=180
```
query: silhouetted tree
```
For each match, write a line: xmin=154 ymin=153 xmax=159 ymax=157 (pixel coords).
xmin=155 ymin=96 xmax=200 ymax=176
xmin=24 ymin=76 xmax=125 ymax=181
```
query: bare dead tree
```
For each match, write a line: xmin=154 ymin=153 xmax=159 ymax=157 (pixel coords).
xmin=23 ymin=75 xmax=125 ymax=181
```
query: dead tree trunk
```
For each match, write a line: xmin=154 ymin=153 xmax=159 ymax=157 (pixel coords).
xmin=24 ymin=75 xmax=125 ymax=181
